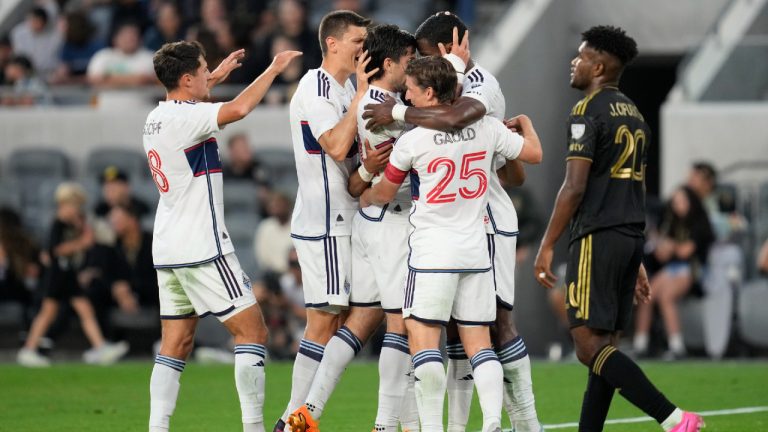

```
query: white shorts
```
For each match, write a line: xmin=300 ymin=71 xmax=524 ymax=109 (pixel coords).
xmin=489 ymin=233 xmax=517 ymax=310
xmin=402 ymin=270 xmax=496 ymax=325
xmin=293 ymin=236 xmax=351 ymax=313
xmin=157 ymin=253 xmax=256 ymax=322
xmin=350 ymin=212 xmax=410 ymax=312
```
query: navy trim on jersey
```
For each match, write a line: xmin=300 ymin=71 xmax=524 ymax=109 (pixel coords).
xmin=454 ymin=318 xmax=495 ymax=326
xmin=213 ymin=258 xmax=235 ymax=299
xmin=220 ymin=256 xmax=243 ymax=297
xmin=349 ymin=301 xmax=382 ymax=307
xmin=486 ymin=204 xmax=519 ymax=237
xmin=291 ymin=233 xmax=327 ymax=240
xmin=409 ymin=169 xmax=420 ymax=200
xmin=408 ymin=314 xmax=448 ymax=327
xmin=358 ymin=203 xmax=388 ymax=222
xmin=317 ymin=70 xmax=330 ymax=98
xmin=370 ymin=88 xmax=386 ymax=103
xmin=154 ymin=253 xmax=221 ymax=269
xmin=160 ymin=311 xmax=197 ymax=320
xmin=202 ymin=141 xmax=223 ymax=257
xmin=301 ymin=121 xmax=322 ymax=154
xmin=383 ymin=308 xmax=403 ymax=314
xmin=304 ymin=301 xmax=331 ymax=308
xmin=321 ymin=149 xmax=331 ymax=235
xmin=185 ymin=138 xmax=223 ymax=177
xmin=467 ymin=69 xmax=484 ymax=83
xmin=199 ymin=305 xmax=236 ymax=319
xmin=488 ymin=233 xmax=497 ymax=294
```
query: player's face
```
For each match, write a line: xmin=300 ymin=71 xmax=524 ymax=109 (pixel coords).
xmin=404 ymin=75 xmax=433 ymax=108
xmin=336 ymin=25 xmax=367 ymax=73
xmin=570 ymin=41 xmax=596 ymax=90
xmin=189 ymin=56 xmax=211 ymax=100
xmin=388 ymin=47 xmax=416 ymax=92
xmin=416 ymin=39 xmax=440 ymax=57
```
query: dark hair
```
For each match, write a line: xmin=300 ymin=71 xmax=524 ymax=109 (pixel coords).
xmin=8 ymin=55 xmax=33 ymax=71
xmin=318 ymin=10 xmax=370 ymax=56
xmin=405 ymin=56 xmax=456 ymax=104
xmin=662 ymin=186 xmax=714 ymax=263
xmin=363 ymin=24 xmax=417 ymax=82
xmin=153 ymin=41 xmax=205 ymax=91
xmin=112 ymin=203 xmax=142 ymax=220
xmin=692 ymin=161 xmax=717 ymax=185
xmin=64 ymin=11 xmax=95 ymax=46
xmin=581 ymin=25 xmax=638 ymax=66
xmin=29 ymin=7 xmax=48 ymax=25
xmin=414 ymin=11 xmax=468 ymax=48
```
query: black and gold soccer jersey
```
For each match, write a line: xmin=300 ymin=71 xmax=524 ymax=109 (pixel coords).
xmin=566 ymin=86 xmax=650 ymax=243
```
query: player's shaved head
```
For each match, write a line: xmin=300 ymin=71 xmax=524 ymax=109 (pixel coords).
xmin=154 ymin=41 xmax=205 ymax=91
xmin=318 ymin=10 xmax=370 ymax=55
xmin=582 ymin=25 xmax=638 ymax=74
xmin=405 ymin=56 xmax=456 ymax=104
xmin=363 ymin=24 xmax=417 ymax=82
xmin=414 ymin=11 xmax=468 ymax=51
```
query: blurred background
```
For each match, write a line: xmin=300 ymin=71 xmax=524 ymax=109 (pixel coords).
xmin=0 ymin=0 xmax=767 ymax=366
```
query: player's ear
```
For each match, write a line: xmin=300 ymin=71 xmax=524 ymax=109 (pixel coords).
xmin=593 ymin=61 xmax=604 ymax=78
xmin=383 ymin=57 xmax=393 ymax=71
xmin=326 ymin=36 xmax=337 ymax=54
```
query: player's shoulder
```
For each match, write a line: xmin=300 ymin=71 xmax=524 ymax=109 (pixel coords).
xmin=465 ymin=63 xmax=499 ymax=87
xmin=570 ymin=87 xmax=622 ymax=118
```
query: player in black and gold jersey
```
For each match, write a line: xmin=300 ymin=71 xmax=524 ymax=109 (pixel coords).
xmin=534 ymin=26 xmax=704 ymax=432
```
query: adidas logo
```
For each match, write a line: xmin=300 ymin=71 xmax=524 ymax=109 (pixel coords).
xmin=336 ymin=214 xmax=344 ymax=222
xmin=222 ymin=231 xmax=229 ymax=239
xmin=252 ymin=360 xmax=265 ymax=367
xmin=459 ymin=374 xmax=474 ymax=381
xmin=394 ymin=204 xmax=402 ymax=212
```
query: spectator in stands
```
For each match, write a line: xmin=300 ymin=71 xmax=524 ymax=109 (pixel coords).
xmin=0 ymin=36 xmax=12 ymax=84
xmin=94 ymin=166 xmax=150 ymax=219
xmin=268 ymin=248 xmax=306 ymax=358
xmin=1 ymin=55 xmax=52 ymax=106
xmin=634 ymin=186 xmax=715 ymax=359
xmin=687 ymin=162 xmax=746 ymax=242
xmin=109 ymin=203 xmax=157 ymax=312
xmin=17 ymin=182 xmax=128 ymax=367
xmin=86 ymin=21 xmax=155 ymax=88
xmin=758 ymin=239 xmax=768 ymax=275
xmin=213 ymin=20 xmax=261 ymax=84
xmin=0 ymin=208 xmax=40 ymax=326
xmin=222 ymin=133 xmax=267 ymax=183
xmin=9 ymin=7 xmax=62 ymax=80
xmin=264 ymin=34 xmax=303 ymax=105
xmin=254 ymin=0 xmax=320 ymax=78
xmin=51 ymin=11 xmax=104 ymax=84
xmin=143 ymin=1 xmax=185 ymax=51
xmin=199 ymin=0 xmax=228 ymax=33
xmin=254 ymin=191 xmax=293 ymax=275
xmin=109 ymin=0 xmax=150 ymax=39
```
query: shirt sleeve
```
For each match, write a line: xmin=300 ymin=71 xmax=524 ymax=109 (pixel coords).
xmin=384 ymin=135 xmax=413 ymax=184
xmin=86 ymin=50 xmax=107 ymax=77
xmin=184 ymin=102 xmax=223 ymax=144
xmin=305 ymin=96 xmax=341 ymax=141
xmin=461 ymin=76 xmax=494 ymax=113
xmin=566 ymin=114 xmax=598 ymax=161
xmin=491 ymin=118 xmax=524 ymax=160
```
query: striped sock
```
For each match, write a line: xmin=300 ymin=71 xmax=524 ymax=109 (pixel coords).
xmin=413 ymin=349 xmax=446 ymax=432
xmin=471 ymin=349 xmax=503 ymax=432
xmin=497 ymin=336 xmax=540 ymax=431
xmin=149 ymin=355 xmax=186 ymax=431
xmin=374 ymin=333 xmax=411 ymax=431
xmin=446 ymin=339 xmax=473 ymax=432
xmin=280 ymin=339 xmax=325 ymax=422
xmin=304 ymin=326 xmax=363 ymax=418
xmin=235 ymin=344 xmax=267 ymax=432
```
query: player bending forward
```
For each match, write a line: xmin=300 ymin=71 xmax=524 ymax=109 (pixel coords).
xmin=144 ymin=41 xmax=300 ymax=432
xmin=362 ymin=56 xmax=542 ymax=432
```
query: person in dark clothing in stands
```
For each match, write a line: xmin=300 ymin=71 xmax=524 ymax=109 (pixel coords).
xmin=94 ymin=166 xmax=150 ymax=218
xmin=0 ymin=208 xmax=40 ymax=325
xmin=109 ymin=203 xmax=158 ymax=311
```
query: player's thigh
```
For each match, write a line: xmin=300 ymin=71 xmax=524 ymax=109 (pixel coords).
xmin=371 ymin=222 xmax=411 ymax=313
xmin=403 ymin=270 xmax=458 ymax=326
xmin=179 ymin=254 xmax=257 ymax=322
xmin=452 ymin=271 xmax=496 ymax=326
xmin=491 ymin=233 xmax=517 ymax=311
xmin=293 ymin=236 xmax=349 ymax=311
xmin=157 ymin=268 xmax=195 ymax=319
xmin=222 ymin=303 xmax=268 ymax=344
xmin=615 ymin=235 xmax=644 ymax=331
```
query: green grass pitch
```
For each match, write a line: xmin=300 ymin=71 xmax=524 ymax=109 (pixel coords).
xmin=1 ymin=361 xmax=766 ymax=431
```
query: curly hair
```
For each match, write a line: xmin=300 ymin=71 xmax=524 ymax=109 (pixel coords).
xmin=414 ymin=11 xmax=468 ymax=48
xmin=581 ymin=25 xmax=638 ymax=66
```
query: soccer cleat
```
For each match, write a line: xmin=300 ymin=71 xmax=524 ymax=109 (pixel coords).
xmin=286 ymin=405 xmax=319 ymax=432
xmin=669 ymin=412 xmax=705 ymax=432
xmin=17 ymin=348 xmax=51 ymax=367
xmin=273 ymin=419 xmax=286 ymax=432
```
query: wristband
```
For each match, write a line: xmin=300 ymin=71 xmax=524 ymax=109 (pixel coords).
xmin=358 ymin=164 xmax=375 ymax=182
xmin=443 ymin=53 xmax=466 ymax=74
xmin=391 ymin=104 xmax=408 ymax=122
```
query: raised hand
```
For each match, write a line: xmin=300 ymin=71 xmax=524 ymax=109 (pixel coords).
xmin=362 ymin=138 xmax=393 ymax=174
xmin=355 ymin=50 xmax=379 ymax=95
xmin=438 ymin=26 xmax=470 ymax=68
xmin=363 ymin=96 xmax=397 ymax=130
xmin=267 ymin=50 xmax=303 ymax=75
xmin=209 ymin=49 xmax=245 ymax=87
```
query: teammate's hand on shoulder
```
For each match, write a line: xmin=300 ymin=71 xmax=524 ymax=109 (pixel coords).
xmin=362 ymin=138 xmax=393 ymax=174
xmin=534 ymin=245 xmax=557 ymax=289
xmin=355 ymin=50 xmax=379 ymax=96
xmin=439 ymin=26 xmax=470 ymax=67
xmin=363 ymin=96 xmax=396 ymax=130
xmin=209 ymin=48 xmax=245 ymax=86
xmin=268 ymin=50 xmax=303 ymax=75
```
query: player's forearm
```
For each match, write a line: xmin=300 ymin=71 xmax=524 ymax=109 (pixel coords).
xmin=497 ymin=159 xmax=525 ymax=187
xmin=405 ymin=104 xmax=479 ymax=131
xmin=516 ymin=116 xmax=543 ymax=164
xmin=348 ymin=169 xmax=371 ymax=198
xmin=228 ymin=69 xmax=280 ymax=115
xmin=320 ymin=97 xmax=361 ymax=161
xmin=540 ymin=182 xmax=583 ymax=249
xmin=362 ymin=185 xmax=392 ymax=206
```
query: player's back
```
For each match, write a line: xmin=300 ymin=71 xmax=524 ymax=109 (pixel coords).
xmin=567 ymin=87 xmax=650 ymax=242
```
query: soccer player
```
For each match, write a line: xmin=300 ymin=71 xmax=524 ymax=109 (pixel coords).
xmin=364 ymin=12 xmax=542 ymax=432
xmin=362 ymin=55 xmax=543 ymax=432
xmin=533 ymin=26 xmax=704 ymax=432
xmin=144 ymin=41 xmax=301 ymax=432
xmin=287 ymin=24 xmax=419 ymax=432
xmin=276 ymin=10 xmax=378 ymax=432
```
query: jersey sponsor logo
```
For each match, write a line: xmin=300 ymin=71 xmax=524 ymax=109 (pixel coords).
xmin=433 ymin=127 xmax=476 ymax=145
xmin=185 ymin=138 xmax=223 ymax=177
xmin=571 ymin=123 xmax=586 ymax=139
xmin=569 ymin=143 xmax=585 ymax=152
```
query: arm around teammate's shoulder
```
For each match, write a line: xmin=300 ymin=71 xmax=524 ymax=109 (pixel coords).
xmin=217 ymin=50 xmax=302 ymax=127
xmin=506 ymin=114 xmax=542 ymax=164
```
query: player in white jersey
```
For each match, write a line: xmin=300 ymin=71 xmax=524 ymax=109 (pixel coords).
xmin=144 ymin=41 xmax=300 ymax=432
xmin=363 ymin=12 xmax=543 ymax=432
xmin=362 ymin=56 xmax=543 ymax=432
xmin=277 ymin=10 xmax=379 ymax=432
xmin=287 ymin=24 xmax=420 ymax=432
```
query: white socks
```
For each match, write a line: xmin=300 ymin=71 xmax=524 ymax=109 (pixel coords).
xmin=374 ymin=333 xmax=412 ymax=431
xmin=149 ymin=355 xmax=185 ymax=431
xmin=669 ymin=333 xmax=685 ymax=355
xmin=498 ymin=336 xmax=540 ymax=432
xmin=304 ymin=326 xmax=362 ymax=418
xmin=280 ymin=339 xmax=325 ymax=422
xmin=399 ymin=369 xmax=420 ymax=431
xmin=470 ymin=349 xmax=503 ymax=432
xmin=234 ymin=344 xmax=267 ymax=432
xmin=413 ymin=349 xmax=446 ymax=432
xmin=633 ymin=332 xmax=649 ymax=353
xmin=446 ymin=340 xmax=473 ymax=432
xmin=662 ymin=408 xmax=684 ymax=431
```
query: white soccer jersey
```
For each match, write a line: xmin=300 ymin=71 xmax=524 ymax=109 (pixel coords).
xmin=385 ymin=116 xmax=524 ymax=272
xmin=462 ymin=63 xmax=519 ymax=235
xmin=356 ymin=85 xmax=411 ymax=222
xmin=142 ymin=100 xmax=234 ymax=267
xmin=290 ymin=67 xmax=359 ymax=239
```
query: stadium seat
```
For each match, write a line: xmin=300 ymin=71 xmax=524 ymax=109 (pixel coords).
xmin=7 ymin=148 xmax=71 ymax=180
xmin=737 ymin=278 xmax=768 ymax=347
xmin=85 ymin=148 xmax=150 ymax=183
xmin=224 ymin=214 xmax=260 ymax=278
xmin=0 ymin=179 xmax=21 ymax=209
xmin=678 ymin=298 xmax=706 ymax=350
xmin=223 ymin=180 xmax=259 ymax=216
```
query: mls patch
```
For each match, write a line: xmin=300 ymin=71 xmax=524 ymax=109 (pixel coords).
xmin=571 ymin=123 xmax=586 ymax=139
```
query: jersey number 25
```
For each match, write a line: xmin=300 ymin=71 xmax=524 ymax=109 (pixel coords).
xmin=426 ymin=151 xmax=488 ymax=204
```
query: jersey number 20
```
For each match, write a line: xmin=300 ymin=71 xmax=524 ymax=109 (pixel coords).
xmin=611 ymin=125 xmax=646 ymax=181
xmin=426 ymin=151 xmax=488 ymax=204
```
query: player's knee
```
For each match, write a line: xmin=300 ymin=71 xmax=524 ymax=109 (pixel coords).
xmin=574 ymin=344 xmax=597 ymax=366
xmin=160 ymin=333 xmax=195 ymax=359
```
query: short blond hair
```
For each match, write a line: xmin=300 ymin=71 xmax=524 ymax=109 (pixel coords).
xmin=54 ymin=182 xmax=87 ymax=206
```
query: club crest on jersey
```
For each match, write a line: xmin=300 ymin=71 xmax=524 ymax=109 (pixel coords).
xmin=242 ymin=273 xmax=252 ymax=291
xmin=571 ymin=123 xmax=586 ymax=139
xmin=343 ymin=280 xmax=351 ymax=295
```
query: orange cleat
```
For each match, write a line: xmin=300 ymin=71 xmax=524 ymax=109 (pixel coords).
xmin=286 ymin=405 xmax=319 ymax=432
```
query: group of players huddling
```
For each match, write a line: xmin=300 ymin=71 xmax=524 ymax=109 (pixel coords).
xmin=142 ymin=7 xmax=705 ymax=432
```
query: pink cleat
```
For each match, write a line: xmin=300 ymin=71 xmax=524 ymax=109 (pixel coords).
xmin=669 ymin=412 xmax=705 ymax=432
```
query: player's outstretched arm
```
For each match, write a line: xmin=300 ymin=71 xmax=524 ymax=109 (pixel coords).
xmin=360 ymin=174 xmax=400 ymax=207
xmin=364 ymin=96 xmax=486 ymax=132
xmin=505 ymin=115 xmax=542 ymax=164
xmin=534 ymin=159 xmax=590 ymax=288
xmin=217 ymin=50 xmax=302 ymax=127
xmin=208 ymin=49 xmax=245 ymax=89
xmin=318 ymin=51 xmax=379 ymax=161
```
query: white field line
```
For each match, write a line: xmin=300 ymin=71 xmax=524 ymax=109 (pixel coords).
xmin=473 ymin=405 xmax=768 ymax=431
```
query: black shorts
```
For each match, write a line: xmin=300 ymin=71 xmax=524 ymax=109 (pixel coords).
xmin=565 ymin=229 xmax=643 ymax=332
xmin=44 ymin=268 xmax=85 ymax=301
